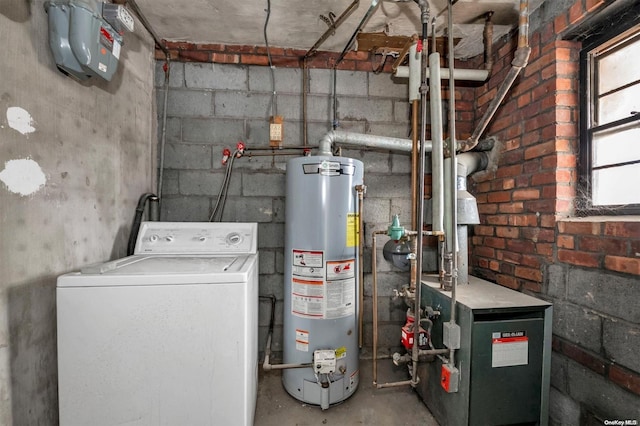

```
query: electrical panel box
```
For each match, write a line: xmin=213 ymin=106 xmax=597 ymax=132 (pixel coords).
xmin=416 ymin=275 xmax=552 ymax=426
xmin=44 ymin=0 xmax=129 ymax=81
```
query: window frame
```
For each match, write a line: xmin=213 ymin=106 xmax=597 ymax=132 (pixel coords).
xmin=579 ymin=9 xmax=640 ymax=216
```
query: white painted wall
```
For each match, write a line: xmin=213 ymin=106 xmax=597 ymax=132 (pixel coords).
xmin=0 ymin=1 xmax=157 ymax=423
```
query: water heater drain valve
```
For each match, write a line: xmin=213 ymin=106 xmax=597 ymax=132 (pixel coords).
xmin=313 ymin=349 xmax=337 ymax=374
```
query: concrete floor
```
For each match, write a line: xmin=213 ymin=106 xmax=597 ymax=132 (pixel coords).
xmin=255 ymin=358 xmax=439 ymax=426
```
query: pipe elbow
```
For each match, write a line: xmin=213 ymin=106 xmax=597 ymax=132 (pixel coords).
xmin=318 ymin=131 xmax=335 ymax=156
xmin=511 ymin=46 xmax=532 ymax=68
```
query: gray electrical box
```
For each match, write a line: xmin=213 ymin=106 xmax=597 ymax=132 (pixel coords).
xmin=417 ymin=275 xmax=552 ymax=426
xmin=44 ymin=0 xmax=129 ymax=81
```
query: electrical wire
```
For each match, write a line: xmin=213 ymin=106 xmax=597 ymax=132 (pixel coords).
xmin=264 ymin=0 xmax=277 ymax=116
xmin=209 ymin=150 xmax=239 ymax=222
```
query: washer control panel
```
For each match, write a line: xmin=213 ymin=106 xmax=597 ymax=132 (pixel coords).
xmin=134 ymin=222 xmax=257 ymax=255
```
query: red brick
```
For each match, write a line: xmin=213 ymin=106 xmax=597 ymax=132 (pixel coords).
xmin=499 ymin=202 xmax=525 ymax=214
xmin=513 ymin=188 xmax=541 ymax=201
xmin=604 ymin=256 xmax=640 ymax=275
xmin=506 ymin=239 xmax=536 ymax=254
xmin=558 ymin=221 xmax=602 ymax=235
xmin=586 ymin=0 xmax=605 ymax=13
xmin=497 ymin=274 xmax=520 ymax=290
xmin=579 ymin=236 xmax=628 ymax=256
xmin=509 ymin=214 xmax=538 ymax=227
xmin=485 ymin=237 xmax=506 ymax=249
xmin=487 ymin=215 xmax=509 ymax=226
xmin=561 ymin=340 xmax=607 ymax=375
xmin=496 ymin=226 xmax=520 ymax=239
xmin=475 ymin=225 xmax=495 ymax=236
xmin=522 ymin=228 xmax=555 ymax=243
xmin=488 ymin=191 xmax=512 ymax=203
xmin=558 ymin=249 xmax=600 ymax=267
xmin=178 ymin=50 xmax=211 ymax=62
xmin=525 ymin=199 xmax=558 ymax=214
xmin=515 ymin=266 xmax=542 ymax=282
xmin=540 ymin=214 xmax=556 ymax=228
xmin=496 ymin=164 xmax=523 ymax=178
xmin=211 ymin=53 xmax=240 ymax=64
xmin=523 ymin=280 xmax=543 ymax=293
xmin=475 ymin=246 xmax=495 ymax=258
xmin=521 ymin=254 xmax=542 ymax=269
xmin=478 ymin=204 xmax=499 ymax=214
xmin=557 ymin=235 xmax=575 ymax=249
xmin=523 ymin=159 xmax=542 ymax=174
xmin=569 ymin=1 xmax=586 ymax=25
xmin=554 ymin=13 xmax=569 ymax=33
xmin=489 ymin=260 xmax=501 ymax=272
xmin=195 ymin=43 xmax=225 ymax=51
xmin=167 ymin=41 xmax=197 ymax=50
xmin=525 ymin=141 xmax=557 ymax=160
xmin=224 ymin=44 xmax=255 ymax=53
xmin=609 ymin=365 xmax=640 ymax=396
xmin=497 ymin=250 xmax=522 ymax=264
xmin=241 ymin=54 xmax=269 ymax=65
xmin=603 ymin=222 xmax=640 ymax=238
xmin=530 ymin=171 xmax=555 ymax=186
xmin=537 ymin=243 xmax=554 ymax=257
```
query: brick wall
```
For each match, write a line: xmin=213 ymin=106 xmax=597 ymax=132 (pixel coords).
xmin=467 ymin=0 xmax=640 ymax=423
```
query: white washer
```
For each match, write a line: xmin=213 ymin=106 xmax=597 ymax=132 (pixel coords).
xmin=57 ymin=222 xmax=258 ymax=426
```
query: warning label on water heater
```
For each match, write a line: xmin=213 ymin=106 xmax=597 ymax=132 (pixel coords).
xmin=491 ymin=331 xmax=529 ymax=368
xmin=325 ymin=260 xmax=356 ymax=319
xmin=290 ymin=250 xmax=356 ymax=320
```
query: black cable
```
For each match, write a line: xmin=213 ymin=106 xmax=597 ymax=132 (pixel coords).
xmin=127 ymin=193 xmax=158 ymax=256
xmin=264 ymin=0 xmax=277 ymax=116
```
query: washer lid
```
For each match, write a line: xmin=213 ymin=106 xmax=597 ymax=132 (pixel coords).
xmin=57 ymin=254 xmax=256 ymax=287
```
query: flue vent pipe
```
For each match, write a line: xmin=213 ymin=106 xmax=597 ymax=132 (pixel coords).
xmin=459 ymin=0 xmax=530 ymax=152
xmin=318 ymin=130 xmax=433 ymax=156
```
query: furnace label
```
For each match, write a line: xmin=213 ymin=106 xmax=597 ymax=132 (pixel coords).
xmin=491 ymin=331 xmax=529 ymax=368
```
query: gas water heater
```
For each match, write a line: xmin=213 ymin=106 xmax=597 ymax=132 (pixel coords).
xmin=282 ymin=155 xmax=364 ymax=409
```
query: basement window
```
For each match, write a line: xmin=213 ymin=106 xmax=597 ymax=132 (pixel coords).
xmin=579 ymin=14 xmax=640 ymax=215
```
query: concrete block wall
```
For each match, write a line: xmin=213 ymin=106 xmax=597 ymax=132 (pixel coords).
xmin=465 ymin=0 xmax=640 ymax=423
xmin=1 ymin=1 xmax=157 ymax=424
xmin=155 ymin=60 xmax=416 ymax=360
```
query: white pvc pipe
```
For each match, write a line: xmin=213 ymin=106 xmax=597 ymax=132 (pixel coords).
xmin=395 ymin=66 xmax=489 ymax=82
xmin=429 ymin=52 xmax=444 ymax=233
xmin=408 ymin=43 xmax=421 ymax=101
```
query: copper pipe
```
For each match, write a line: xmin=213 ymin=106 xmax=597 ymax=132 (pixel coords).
xmin=356 ymin=185 xmax=366 ymax=348
xmin=371 ymin=230 xmax=388 ymax=387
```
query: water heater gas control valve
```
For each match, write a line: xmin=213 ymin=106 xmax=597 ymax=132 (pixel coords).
xmin=313 ymin=350 xmax=337 ymax=374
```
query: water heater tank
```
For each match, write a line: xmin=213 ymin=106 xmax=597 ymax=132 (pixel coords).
xmin=282 ymin=155 xmax=364 ymax=408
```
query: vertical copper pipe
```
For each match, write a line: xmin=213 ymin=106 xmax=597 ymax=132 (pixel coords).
xmin=357 ymin=185 xmax=366 ymax=348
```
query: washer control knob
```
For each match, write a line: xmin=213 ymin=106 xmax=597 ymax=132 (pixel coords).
xmin=199 ymin=236 xmax=207 ymax=242
xmin=165 ymin=236 xmax=174 ymax=242
xmin=226 ymin=232 xmax=243 ymax=245
xmin=149 ymin=234 xmax=159 ymax=243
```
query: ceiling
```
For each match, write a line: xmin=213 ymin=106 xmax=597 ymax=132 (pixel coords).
xmin=134 ymin=0 xmax=544 ymax=59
